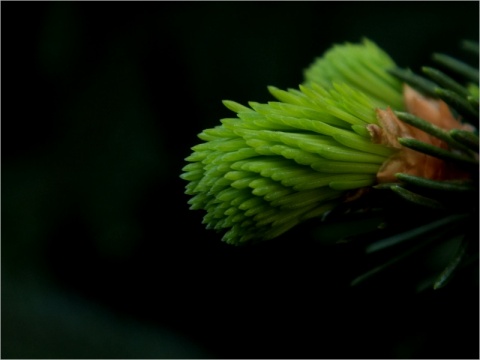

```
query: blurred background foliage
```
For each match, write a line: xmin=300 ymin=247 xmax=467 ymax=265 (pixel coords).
xmin=2 ymin=2 xmax=479 ymax=359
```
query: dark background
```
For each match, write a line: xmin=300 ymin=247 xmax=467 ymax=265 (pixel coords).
xmin=2 ymin=2 xmax=479 ymax=359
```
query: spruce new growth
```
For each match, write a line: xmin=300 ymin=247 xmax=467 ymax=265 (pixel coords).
xmin=180 ymin=37 xmax=479 ymax=272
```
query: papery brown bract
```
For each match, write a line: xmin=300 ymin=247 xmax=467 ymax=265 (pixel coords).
xmin=369 ymin=85 xmax=474 ymax=183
